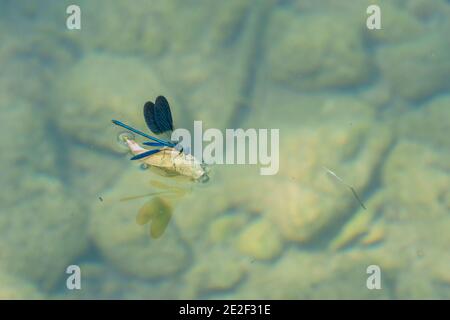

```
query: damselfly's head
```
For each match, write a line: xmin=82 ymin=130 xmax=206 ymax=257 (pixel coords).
xmin=117 ymin=131 xmax=135 ymax=143
xmin=116 ymin=131 xmax=135 ymax=151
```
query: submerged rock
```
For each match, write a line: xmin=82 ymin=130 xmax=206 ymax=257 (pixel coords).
xmin=236 ymin=218 xmax=283 ymax=261
xmin=0 ymin=68 xmax=89 ymax=291
xmin=182 ymin=247 xmax=246 ymax=298
xmin=90 ymin=168 xmax=190 ymax=279
xmin=381 ymin=217 xmax=450 ymax=299
xmin=376 ymin=33 xmax=450 ymax=101
xmin=67 ymin=143 xmax=125 ymax=199
xmin=382 ymin=141 xmax=449 ymax=220
xmin=233 ymin=99 xmax=392 ymax=243
xmin=266 ymin=10 xmax=372 ymax=91
xmin=398 ymin=95 xmax=450 ymax=150
xmin=233 ymin=248 xmax=390 ymax=299
xmin=0 ymin=271 xmax=43 ymax=299
xmin=0 ymin=175 xmax=89 ymax=290
xmin=68 ymin=0 xmax=251 ymax=131
xmin=330 ymin=191 xmax=385 ymax=251
xmin=375 ymin=137 xmax=450 ymax=298
xmin=52 ymin=53 xmax=171 ymax=151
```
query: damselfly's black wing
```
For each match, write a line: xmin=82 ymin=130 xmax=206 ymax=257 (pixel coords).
xmin=143 ymin=96 xmax=174 ymax=135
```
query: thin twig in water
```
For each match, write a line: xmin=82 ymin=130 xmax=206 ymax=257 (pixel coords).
xmin=323 ymin=166 xmax=367 ymax=210
xmin=349 ymin=186 xmax=367 ymax=210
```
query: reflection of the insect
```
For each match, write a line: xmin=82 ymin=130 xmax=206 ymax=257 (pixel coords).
xmin=120 ymin=178 xmax=191 ymax=239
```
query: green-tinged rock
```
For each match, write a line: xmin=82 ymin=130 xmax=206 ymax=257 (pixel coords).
xmin=182 ymin=247 xmax=246 ymax=298
xmin=0 ymin=175 xmax=89 ymax=290
xmin=207 ymin=0 xmax=253 ymax=49
xmin=90 ymin=168 xmax=190 ymax=279
xmin=236 ymin=218 xmax=283 ymax=261
xmin=51 ymin=53 xmax=171 ymax=151
xmin=0 ymin=13 xmax=90 ymax=292
xmin=67 ymin=143 xmax=125 ymax=199
xmin=358 ymin=82 xmax=393 ymax=110
xmin=249 ymin=90 xmax=376 ymax=131
xmin=330 ymin=191 xmax=385 ymax=251
xmin=208 ymin=213 xmax=249 ymax=245
xmin=406 ymin=0 xmax=450 ymax=22
xmin=266 ymin=10 xmax=372 ymax=90
xmin=153 ymin=48 xmax=248 ymax=130
xmin=0 ymin=99 xmax=56 ymax=207
xmin=395 ymin=270 xmax=436 ymax=299
xmin=361 ymin=220 xmax=385 ymax=246
xmin=77 ymin=0 xmax=253 ymax=57
xmin=63 ymin=1 xmax=253 ymax=132
xmin=76 ymin=0 xmax=170 ymax=56
xmin=374 ymin=137 xmax=450 ymax=298
xmin=376 ymin=33 xmax=450 ymax=101
xmin=398 ymin=95 xmax=450 ymax=149
xmin=75 ymin=0 xmax=214 ymax=58
xmin=234 ymin=248 xmax=390 ymax=299
xmin=172 ymin=166 xmax=241 ymax=245
xmin=0 ymin=271 xmax=43 ymax=299
xmin=216 ymin=99 xmax=393 ymax=244
xmin=382 ymin=141 xmax=449 ymax=220
xmin=385 ymin=217 xmax=450 ymax=298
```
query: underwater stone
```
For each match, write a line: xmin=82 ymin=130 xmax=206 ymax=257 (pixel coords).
xmin=0 ymin=98 xmax=56 ymax=207
xmin=66 ymin=1 xmax=252 ymax=133
xmin=382 ymin=215 xmax=450 ymax=298
xmin=0 ymin=79 xmax=87 ymax=292
xmin=193 ymin=93 xmax=390 ymax=245
xmin=248 ymin=89 xmax=376 ymax=131
xmin=77 ymin=0 xmax=253 ymax=57
xmin=153 ymin=48 xmax=248 ymax=131
xmin=406 ymin=0 xmax=450 ymax=23
xmin=360 ymin=220 xmax=385 ymax=246
xmin=52 ymin=53 xmax=170 ymax=151
xmin=398 ymin=95 xmax=450 ymax=150
xmin=208 ymin=214 xmax=249 ymax=245
xmin=171 ymin=166 xmax=239 ymax=246
xmin=207 ymin=0 xmax=253 ymax=49
xmin=234 ymin=248 xmax=390 ymax=299
xmin=0 ymin=271 xmax=43 ymax=299
xmin=382 ymin=141 xmax=449 ymax=220
xmin=329 ymin=191 xmax=385 ymax=251
xmin=76 ymin=0 xmax=169 ymax=56
xmin=0 ymin=20 xmax=91 ymax=292
xmin=67 ymin=143 xmax=125 ymax=199
xmin=182 ymin=247 xmax=246 ymax=298
xmin=376 ymin=33 xmax=450 ymax=101
xmin=236 ymin=218 xmax=283 ymax=261
xmin=0 ymin=175 xmax=89 ymax=290
xmin=266 ymin=10 xmax=372 ymax=91
xmin=90 ymin=168 xmax=190 ymax=279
